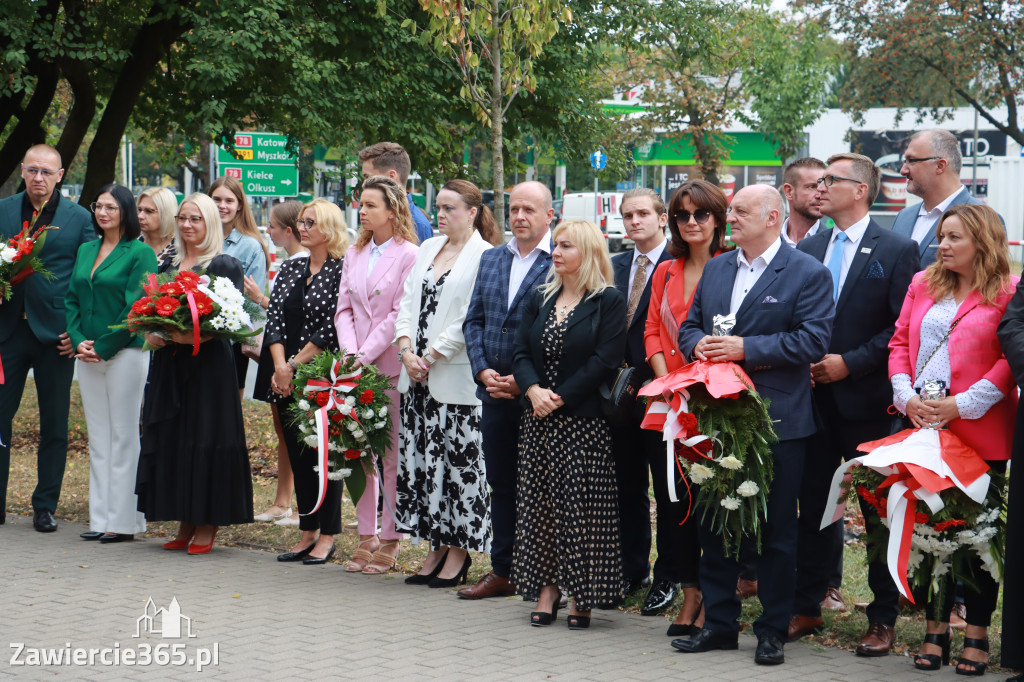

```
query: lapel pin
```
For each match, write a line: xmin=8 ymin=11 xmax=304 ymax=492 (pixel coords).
xmin=860 ymin=247 xmax=872 ymax=254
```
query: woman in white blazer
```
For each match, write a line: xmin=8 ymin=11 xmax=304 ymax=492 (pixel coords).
xmin=334 ymin=176 xmax=419 ymax=574
xmin=393 ymin=179 xmax=500 ymax=587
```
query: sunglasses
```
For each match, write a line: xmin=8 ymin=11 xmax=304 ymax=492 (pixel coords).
xmin=673 ymin=209 xmax=713 ymax=225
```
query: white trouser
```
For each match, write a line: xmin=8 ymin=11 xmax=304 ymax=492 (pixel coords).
xmin=78 ymin=347 xmax=148 ymax=534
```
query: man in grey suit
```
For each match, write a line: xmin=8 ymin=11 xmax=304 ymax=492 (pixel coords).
xmin=891 ymin=129 xmax=983 ymax=269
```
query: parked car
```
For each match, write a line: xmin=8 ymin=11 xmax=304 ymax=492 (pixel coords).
xmin=550 ymin=199 xmax=563 ymax=228
xmin=560 ymin=192 xmax=629 ymax=251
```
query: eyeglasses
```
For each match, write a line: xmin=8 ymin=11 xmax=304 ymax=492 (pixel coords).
xmin=902 ymin=156 xmax=940 ymax=165
xmin=673 ymin=209 xmax=713 ymax=225
xmin=297 ymin=219 xmax=317 ymax=229
xmin=90 ymin=203 xmax=120 ymax=214
xmin=176 ymin=215 xmax=205 ymax=224
xmin=816 ymin=174 xmax=865 ymax=187
xmin=23 ymin=166 xmax=61 ymax=177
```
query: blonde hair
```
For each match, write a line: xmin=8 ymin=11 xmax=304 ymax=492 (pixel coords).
xmin=925 ymin=203 xmax=1013 ymax=305
xmin=173 ymin=193 xmax=224 ymax=269
xmin=210 ymin=175 xmax=270 ymax=270
xmin=356 ymin=175 xmax=418 ymax=249
xmin=539 ymin=220 xmax=613 ymax=304
xmin=138 ymin=187 xmax=178 ymax=242
xmin=302 ymin=198 xmax=349 ymax=259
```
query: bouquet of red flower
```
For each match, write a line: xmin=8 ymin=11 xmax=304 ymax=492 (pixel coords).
xmin=289 ymin=351 xmax=395 ymax=512
xmin=0 ymin=206 xmax=57 ymax=301
xmin=116 ymin=269 xmax=264 ymax=355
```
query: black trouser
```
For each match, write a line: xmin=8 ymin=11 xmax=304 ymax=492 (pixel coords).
xmin=281 ymin=402 xmax=342 ymax=535
xmin=481 ymin=400 xmax=522 ymax=579
xmin=643 ymin=426 xmax=700 ymax=585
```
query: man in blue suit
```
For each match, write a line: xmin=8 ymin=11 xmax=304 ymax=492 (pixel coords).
xmin=672 ymin=185 xmax=834 ymax=665
xmin=891 ymin=129 xmax=983 ymax=269
xmin=460 ymin=181 xmax=553 ymax=599
xmin=789 ymin=153 xmax=920 ymax=654
xmin=0 ymin=145 xmax=94 ymax=531
xmin=358 ymin=142 xmax=434 ymax=244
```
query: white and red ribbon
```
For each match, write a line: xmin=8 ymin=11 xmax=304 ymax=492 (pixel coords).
xmin=300 ymin=360 xmax=362 ymax=515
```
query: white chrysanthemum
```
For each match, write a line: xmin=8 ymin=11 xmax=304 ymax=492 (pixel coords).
xmin=718 ymin=455 xmax=743 ymax=470
xmin=327 ymin=442 xmax=340 ymax=453
xmin=0 ymin=246 xmax=16 ymax=263
xmin=736 ymin=481 xmax=759 ymax=497
xmin=956 ymin=530 xmax=977 ymax=544
xmin=932 ymin=561 xmax=950 ymax=578
xmin=303 ymin=435 xmax=319 ymax=448
xmin=689 ymin=463 xmax=714 ymax=484
xmin=298 ymin=399 xmax=310 ymax=410
xmin=720 ymin=497 xmax=741 ymax=511
xmin=907 ymin=550 xmax=924 ymax=570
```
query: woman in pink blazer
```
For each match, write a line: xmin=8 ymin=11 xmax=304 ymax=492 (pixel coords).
xmin=888 ymin=203 xmax=1017 ymax=675
xmin=334 ymin=175 xmax=420 ymax=574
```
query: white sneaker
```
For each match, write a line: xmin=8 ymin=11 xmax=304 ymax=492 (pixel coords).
xmin=275 ymin=514 xmax=300 ymax=527
xmin=255 ymin=507 xmax=292 ymax=522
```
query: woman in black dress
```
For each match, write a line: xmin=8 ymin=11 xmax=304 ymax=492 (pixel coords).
xmin=256 ymin=198 xmax=347 ymax=565
xmin=135 ymin=193 xmax=254 ymax=555
xmin=512 ymin=219 xmax=627 ymax=629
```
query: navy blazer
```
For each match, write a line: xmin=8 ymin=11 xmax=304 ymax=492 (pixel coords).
xmin=797 ymin=220 xmax=920 ymax=419
xmin=679 ymin=244 xmax=834 ymax=441
xmin=464 ymin=244 xmax=551 ymax=405
xmin=513 ymin=286 xmax=627 ymax=418
xmin=612 ymin=247 xmax=673 ymax=383
xmin=891 ymin=186 xmax=984 ymax=269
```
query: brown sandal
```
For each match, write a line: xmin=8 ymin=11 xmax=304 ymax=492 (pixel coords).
xmin=345 ymin=537 xmax=379 ymax=572
xmin=362 ymin=540 xmax=401 ymax=574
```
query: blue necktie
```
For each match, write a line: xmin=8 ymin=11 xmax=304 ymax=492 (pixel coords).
xmin=827 ymin=231 xmax=848 ymax=301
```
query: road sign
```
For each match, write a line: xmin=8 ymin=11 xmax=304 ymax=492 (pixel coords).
xmin=590 ymin=150 xmax=607 ymax=170
xmin=217 ymin=132 xmax=298 ymax=196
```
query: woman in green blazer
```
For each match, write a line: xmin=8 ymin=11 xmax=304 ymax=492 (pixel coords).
xmin=65 ymin=184 xmax=157 ymax=543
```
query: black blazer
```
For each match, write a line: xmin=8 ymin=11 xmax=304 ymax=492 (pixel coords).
xmin=796 ymin=220 xmax=920 ymax=419
xmin=612 ymin=247 xmax=673 ymax=383
xmin=513 ymin=285 xmax=627 ymax=418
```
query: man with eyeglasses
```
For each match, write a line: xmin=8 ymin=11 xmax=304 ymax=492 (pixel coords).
xmin=893 ymin=129 xmax=984 ymax=269
xmin=788 ymin=152 xmax=919 ymax=656
xmin=0 ymin=144 xmax=94 ymax=532
xmin=781 ymin=157 xmax=826 ymax=247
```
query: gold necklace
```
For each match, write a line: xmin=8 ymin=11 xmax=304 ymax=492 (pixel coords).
xmin=556 ymin=292 xmax=581 ymax=319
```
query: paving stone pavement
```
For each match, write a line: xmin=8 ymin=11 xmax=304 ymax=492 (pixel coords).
xmin=2 ymin=516 xmax=941 ymax=681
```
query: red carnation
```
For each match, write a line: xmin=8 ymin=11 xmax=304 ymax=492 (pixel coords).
xmin=359 ymin=389 xmax=374 ymax=404
xmin=154 ymin=296 xmax=181 ymax=317
xmin=160 ymin=281 xmax=185 ymax=296
xmin=915 ymin=512 xmax=931 ymax=525
xmin=344 ymin=449 xmax=361 ymax=460
xmin=190 ymin=291 xmax=214 ymax=317
xmin=176 ymin=270 xmax=202 ymax=292
xmin=329 ymin=411 xmax=343 ymax=423
xmin=314 ymin=392 xmax=330 ymax=407
xmin=933 ymin=519 xmax=966 ymax=533
xmin=678 ymin=412 xmax=698 ymax=433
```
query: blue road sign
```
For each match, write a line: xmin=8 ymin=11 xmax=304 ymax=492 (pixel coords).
xmin=590 ymin=150 xmax=607 ymax=170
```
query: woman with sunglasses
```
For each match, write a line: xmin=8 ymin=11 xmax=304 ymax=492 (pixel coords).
xmin=643 ymin=179 xmax=733 ymax=636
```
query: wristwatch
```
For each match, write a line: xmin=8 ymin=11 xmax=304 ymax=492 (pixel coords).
xmin=287 ymin=356 xmax=299 ymax=370
xmin=425 ymin=354 xmax=438 ymax=366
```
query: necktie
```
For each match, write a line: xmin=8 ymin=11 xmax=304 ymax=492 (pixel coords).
xmin=826 ymin=231 xmax=848 ymax=301
xmin=626 ymin=254 xmax=650 ymax=325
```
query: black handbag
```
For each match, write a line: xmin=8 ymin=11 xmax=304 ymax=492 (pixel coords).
xmin=600 ymin=364 xmax=646 ymax=429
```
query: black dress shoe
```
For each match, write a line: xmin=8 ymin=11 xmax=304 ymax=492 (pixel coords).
xmin=755 ymin=632 xmax=785 ymax=665
xmin=623 ymin=575 xmax=652 ymax=595
xmin=302 ymin=545 xmax=336 ymax=565
xmin=641 ymin=580 xmax=679 ymax=616
xmin=99 ymin=533 xmax=134 ymax=543
xmin=671 ymin=627 xmax=739 ymax=653
xmin=80 ymin=531 xmax=104 ymax=540
xmin=33 ymin=509 xmax=57 ymax=533
xmin=277 ymin=543 xmax=316 ymax=562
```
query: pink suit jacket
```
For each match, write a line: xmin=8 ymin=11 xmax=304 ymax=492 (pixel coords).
xmin=888 ymin=271 xmax=1019 ymax=460
xmin=335 ymin=238 xmax=419 ymax=378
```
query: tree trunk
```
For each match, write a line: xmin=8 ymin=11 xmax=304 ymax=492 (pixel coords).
xmin=54 ymin=58 xmax=97 ymax=182
xmin=687 ymin=105 xmax=719 ymax=186
xmin=0 ymin=60 xmax=60 ymax=188
xmin=490 ymin=0 xmax=505 ymax=235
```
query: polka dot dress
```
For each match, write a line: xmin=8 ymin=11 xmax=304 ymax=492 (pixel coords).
xmin=511 ymin=305 xmax=623 ymax=611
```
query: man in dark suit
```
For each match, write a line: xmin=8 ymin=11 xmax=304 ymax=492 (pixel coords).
xmin=460 ymin=180 xmax=553 ymax=599
xmin=609 ymin=188 xmax=678 ymax=612
xmin=0 ymin=144 xmax=94 ymax=531
xmin=892 ymin=129 xmax=984 ymax=269
xmin=672 ymin=185 xmax=833 ymax=665
xmin=789 ymin=153 xmax=920 ymax=654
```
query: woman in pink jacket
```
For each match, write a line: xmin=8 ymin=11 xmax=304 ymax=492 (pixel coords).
xmin=334 ymin=176 xmax=420 ymax=574
xmin=888 ymin=203 xmax=1018 ymax=675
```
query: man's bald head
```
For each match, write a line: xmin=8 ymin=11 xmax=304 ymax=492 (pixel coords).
xmin=727 ymin=184 xmax=783 ymax=258
xmin=24 ymin=144 xmax=61 ymax=167
xmin=510 ymin=181 xmax=552 ymax=211
xmin=22 ymin=144 xmax=64 ymax=209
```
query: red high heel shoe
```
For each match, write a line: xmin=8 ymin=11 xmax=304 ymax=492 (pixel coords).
xmin=187 ymin=527 xmax=219 ymax=555
xmin=162 ymin=525 xmax=195 ymax=550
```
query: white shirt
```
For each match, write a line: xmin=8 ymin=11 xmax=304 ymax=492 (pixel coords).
xmin=781 ymin=218 xmax=821 ymax=247
xmin=822 ymin=215 xmax=870 ymax=297
xmin=367 ymin=237 xmax=393 ymax=277
xmin=506 ymin=231 xmax=551 ymax=309
xmin=730 ymin=237 xmax=783 ymax=315
xmin=910 ymin=187 xmax=965 ymax=245
xmin=628 ymin=238 xmax=667 ymax=301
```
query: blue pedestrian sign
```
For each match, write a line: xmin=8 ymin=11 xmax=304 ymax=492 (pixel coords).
xmin=590 ymin=150 xmax=607 ymax=170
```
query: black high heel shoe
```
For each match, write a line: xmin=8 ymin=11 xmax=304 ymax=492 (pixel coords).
xmin=428 ymin=554 xmax=471 ymax=588
xmin=567 ymin=613 xmax=591 ymax=630
xmin=531 ymin=591 xmax=562 ymax=627
xmin=405 ymin=549 xmax=450 ymax=585
xmin=666 ymin=599 xmax=704 ymax=637
xmin=914 ymin=628 xmax=951 ymax=671
xmin=956 ymin=636 xmax=989 ymax=676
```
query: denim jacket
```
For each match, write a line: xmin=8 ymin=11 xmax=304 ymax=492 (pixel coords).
xmin=223 ymin=228 xmax=267 ymax=291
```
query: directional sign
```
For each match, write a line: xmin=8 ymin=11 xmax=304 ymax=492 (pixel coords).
xmin=590 ymin=149 xmax=607 ymax=170
xmin=217 ymin=132 xmax=298 ymax=196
